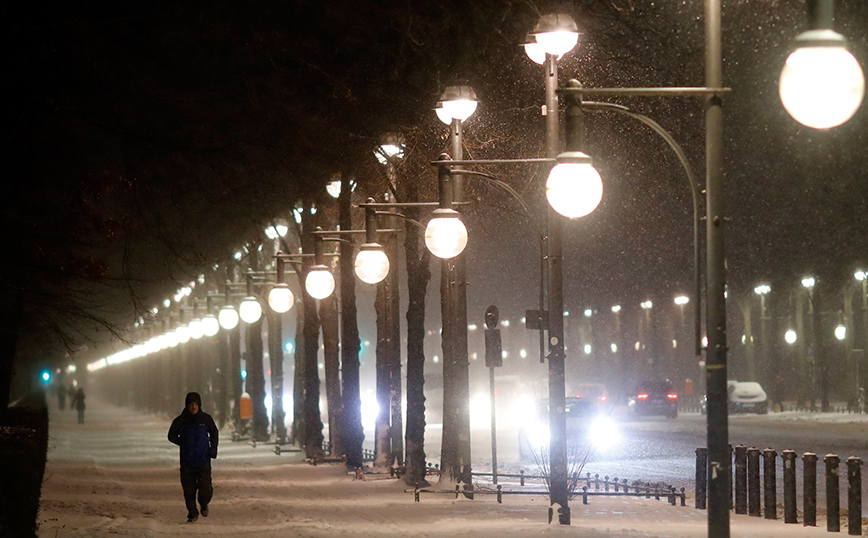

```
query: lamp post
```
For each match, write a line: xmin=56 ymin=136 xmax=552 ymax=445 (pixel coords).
xmin=435 ymin=83 xmax=476 ymax=490
xmin=856 ymin=271 xmax=868 ymax=400
xmin=531 ymin=14 xmax=580 ymax=523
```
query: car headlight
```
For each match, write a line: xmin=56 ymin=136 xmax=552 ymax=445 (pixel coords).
xmin=589 ymin=416 xmax=620 ymax=450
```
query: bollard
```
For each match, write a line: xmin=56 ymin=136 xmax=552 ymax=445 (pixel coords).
xmin=605 ymin=475 xmax=610 ymax=492
xmin=595 ymin=474 xmax=600 ymax=490
xmin=681 ymin=487 xmax=687 ymax=507
xmin=763 ymin=448 xmax=777 ymax=519
xmin=414 ymin=488 xmax=420 ymax=502
xmin=582 ymin=486 xmax=588 ymax=505
xmin=520 ymin=469 xmax=525 ymax=486
xmin=695 ymin=447 xmax=708 ymax=509
xmin=623 ymin=479 xmax=629 ymax=494
xmin=614 ymin=477 xmax=619 ymax=492
xmin=497 ymin=484 xmax=502 ymax=504
xmin=826 ymin=454 xmax=840 ymax=533
xmin=847 ymin=456 xmax=861 ymax=536
xmin=747 ymin=447 xmax=761 ymax=517
xmin=782 ymin=449 xmax=797 ymax=524
xmin=734 ymin=445 xmax=747 ymax=514
xmin=804 ymin=452 xmax=818 ymax=527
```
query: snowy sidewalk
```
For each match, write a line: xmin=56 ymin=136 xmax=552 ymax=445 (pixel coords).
xmin=38 ymin=400 xmax=864 ymax=537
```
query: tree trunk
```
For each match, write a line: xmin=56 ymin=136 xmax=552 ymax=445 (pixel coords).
xmin=338 ymin=175 xmax=364 ymax=469
xmin=320 ymin=293 xmax=342 ymax=456
xmin=403 ymin=202 xmax=431 ymax=487
xmin=386 ymin=218 xmax=403 ymax=468
xmin=229 ymin=323 xmax=243 ymax=431
xmin=374 ymin=276 xmax=392 ymax=471
xmin=267 ymin=307 xmax=287 ymax=444
xmin=291 ymin=305 xmax=305 ymax=445
xmin=246 ymin=315 xmax=270 ymax=442
xmin=301 ymin=201 xmax=324 ymax=460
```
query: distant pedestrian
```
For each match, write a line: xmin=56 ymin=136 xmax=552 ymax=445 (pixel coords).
xmin=70 ymin=387 xmax=86 ymax=424
xmin=167 ymin=392 xmax=218 ymax=523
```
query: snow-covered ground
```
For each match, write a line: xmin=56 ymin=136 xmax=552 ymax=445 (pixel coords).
xmin=37 ymin=400 xmax=866 ymax=537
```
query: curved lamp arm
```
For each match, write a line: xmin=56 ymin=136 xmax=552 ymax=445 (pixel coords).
xmin=584 ymin=100 xmax=703 ymax=356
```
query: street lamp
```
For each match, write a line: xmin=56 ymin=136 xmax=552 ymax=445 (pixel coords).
xmin=267 ymin=258 xmax=295 ymax=313
xmin=239 ymin=295 xmax=263 ymax=324
xmin=786 ymin=328 xmax=798 ymax=344
xmin=267 ymin=283 xmax=294 ymax=313
xmin=201 ymin=313 xmax=220 ymax=337
xmin=530 ymin=13 xmax=579 ymax=58
xmin=424 ymin=208 xmax=468 ymax=259
xmin=779 ymin=0 xmax=864 ymax=129
xmin=305 ymin=265 xmax=336 ymax=300
xmin=435 ymin=84 xmax=478 ymax=125
xmin=546 ymin=152 xmax=603 ymax=219
xmin=218 ymin=304 xmax=239 ymax=330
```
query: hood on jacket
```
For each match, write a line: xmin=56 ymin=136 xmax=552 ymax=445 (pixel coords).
xmin=185 ymin=392 xmax=202 ymax=409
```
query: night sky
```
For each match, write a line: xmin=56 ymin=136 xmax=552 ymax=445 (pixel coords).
xmin=4 ymin=0 xmax=868 ymax=382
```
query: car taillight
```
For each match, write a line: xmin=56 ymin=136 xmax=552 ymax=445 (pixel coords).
xmin=667 ymin=393 xmax=678 ymax=400
xmin=637 ymin=393 xmax=649 ymax=400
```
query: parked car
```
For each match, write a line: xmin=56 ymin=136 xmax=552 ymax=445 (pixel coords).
xmin=728 ymin=381 xmax=768 ymax=414
xmin=518 ymin=397 xmax=620 ymax=461
xmin=628 ymin=380 xmax=678 ymax=418
xmin=700 ymin=380 xmax=769 ymax=415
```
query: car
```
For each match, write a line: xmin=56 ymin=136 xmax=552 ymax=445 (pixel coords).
xmin=728 ymin=381 xmax=768 ymax=414
xmin=628 ymin=380 xmax=679 ymax=418
xmin=518 ymin=396 xmax=620 ymax=461
xmin=700 ymin=380 xmax=769 ymax=415
xmin=571 ymin=382 xmax=609 ymax=403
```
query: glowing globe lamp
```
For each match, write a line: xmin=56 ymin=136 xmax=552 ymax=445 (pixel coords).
xmin=218 ymin=305 xmax=240 ymax=330
xmin=425 ymin=209 xmax=468 ymax=259
xmin=780 ymin=30 xmax=864 ymax=129
xmin=546 ymin=152 xmax=603 ymax=219
xmin=354 ymin=243 xmax=390 ymax=284
xmin=268 ymin=283 xmax=295 ymax=313
xmin=239 ymin=296 xmax=263 ymax=324
xmin=305 ymin=265 xmax=336 ymax=300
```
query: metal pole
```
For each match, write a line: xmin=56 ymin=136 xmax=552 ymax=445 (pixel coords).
xmin=804 ymin=452 xmax=818 ymax=526
xmin=782 ymin=449 xmax=798 ymax=523
xmin=704 ymin=0 xmax=730 ymax=536
xmin=861 ymin=279 xmax=868 ymax=394
xmin=546 ymin=52 xmax=569 ymax=524
xmin=489 ymin=366 xmax=498 ymax=484
xmin=847 ymin=456 xmax=862 ymax=536
xmin=451 ymin=117 xmax=472 ymax=488
xmin=762 ymin=448 xmax=777 ymax=519
xmin=826 ymin=454 xmax=841 ymax=533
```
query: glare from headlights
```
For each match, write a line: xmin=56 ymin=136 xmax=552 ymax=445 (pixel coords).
xmin=589 ymin=416 xmax=620 ymax=450
xmin=469 ymin=393 xmax=492 ymax=427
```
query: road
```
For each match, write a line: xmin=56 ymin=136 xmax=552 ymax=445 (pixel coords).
xmin=423 ymin=408 xmax=868 ymax=514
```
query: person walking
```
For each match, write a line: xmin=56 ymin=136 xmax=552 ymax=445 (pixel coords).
xmin=167 ymin=392 xmax=219 ymax=523
xmin=70 ymin=387 xmax=86 ymax=424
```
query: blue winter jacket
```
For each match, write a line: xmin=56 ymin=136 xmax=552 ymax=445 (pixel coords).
xmin=168 ymin=408 xmax=219 ymax=469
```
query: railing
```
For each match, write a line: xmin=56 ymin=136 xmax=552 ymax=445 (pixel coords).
xmin=407 ymin=471 xmax=687 ymax=506
xmin=696 ymin=446 xmax=863 ymax=535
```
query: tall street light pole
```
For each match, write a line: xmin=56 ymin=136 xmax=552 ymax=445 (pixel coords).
xmin=435 ymin=84 xmax=477 ymax=489
xmin=702 ymin=2 xmax=731 ymax=535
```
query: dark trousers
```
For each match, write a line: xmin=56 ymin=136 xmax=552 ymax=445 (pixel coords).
xmin=76 ymin=408 xmax=85 ymax=424
xmin=180 ymin=467 xmax=212 ymax=517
